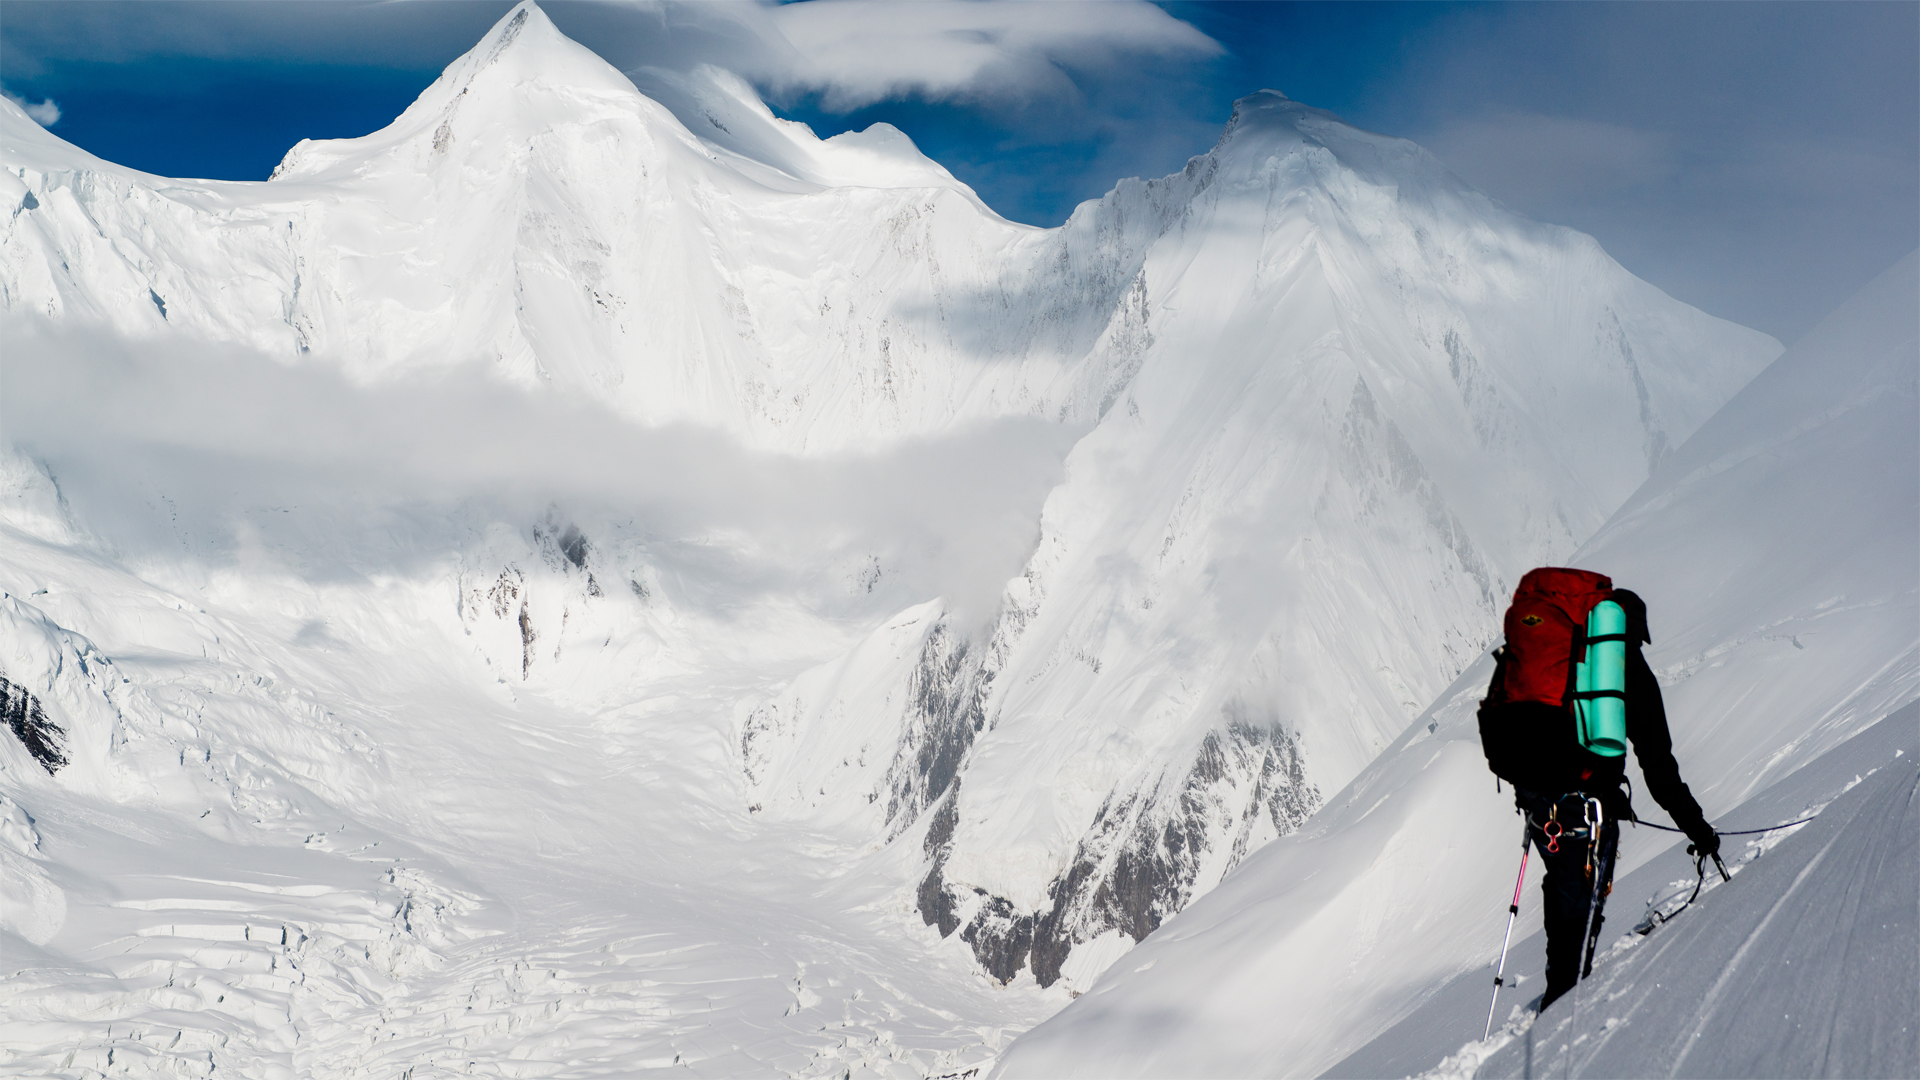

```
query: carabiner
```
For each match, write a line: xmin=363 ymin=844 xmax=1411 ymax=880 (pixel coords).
xmin=1583 ymin=797 xmax=1604 ymax=878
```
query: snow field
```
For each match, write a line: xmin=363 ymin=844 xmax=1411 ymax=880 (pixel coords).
xmin=0 ymin=518 xmax=1059 ymax=1078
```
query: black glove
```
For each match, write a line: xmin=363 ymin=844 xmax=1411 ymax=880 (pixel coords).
xmin=1686 ymin=828 xmax=1720 ymax=860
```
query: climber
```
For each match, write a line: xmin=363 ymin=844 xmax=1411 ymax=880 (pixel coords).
xmin=1476 ymin=567 xmax=1718 ymax=1011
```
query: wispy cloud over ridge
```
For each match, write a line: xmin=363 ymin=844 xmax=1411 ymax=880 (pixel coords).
xmin=3 ymin=89 xmax=60 ymax=126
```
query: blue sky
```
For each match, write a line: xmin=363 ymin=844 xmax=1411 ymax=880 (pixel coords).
xmin=3 ymin=1 xmax=1914 ymax=343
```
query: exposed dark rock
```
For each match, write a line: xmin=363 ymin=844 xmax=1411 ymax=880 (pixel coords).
xmin=487 ymin=568 xmax=521 ymax=618
xmin=882 ymin=620 xmax=994 ymax=836
xmin=917 ymin=792 xmax=961 ymax=937
xmin=531 ymin=521 xmax=591 ymax=573
xmin=918 ymin=785 xmax=1032 ymax=984
xmin=917 ymin=719 xmax=1319 ymax=987
xmin=961 ymin=895 xmax=1036 ymax=985
xmin=557 ymin=526 xmax=590 ymax=570
xmin=1 ymin=675 xmax=68 ymax=774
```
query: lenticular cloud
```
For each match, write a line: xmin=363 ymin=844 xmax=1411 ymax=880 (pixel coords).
xmin=765 ymin=0 xmax=1222 ymax=109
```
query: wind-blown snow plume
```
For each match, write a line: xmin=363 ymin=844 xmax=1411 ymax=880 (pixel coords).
xmin=0 ymin=90 xmax=58 ymax=127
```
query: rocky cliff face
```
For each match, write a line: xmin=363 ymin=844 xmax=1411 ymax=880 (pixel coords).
xmin=1 ymin=676 xmax=66 ymax=774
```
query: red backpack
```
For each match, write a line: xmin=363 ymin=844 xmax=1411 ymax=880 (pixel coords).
xmin=1478 ymin=567 xmax=1621 ymax=789
xmin=1500 ymin=567 xmax=1614 ymax=708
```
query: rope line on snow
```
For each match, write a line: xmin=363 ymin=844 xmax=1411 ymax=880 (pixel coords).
xmin=1631 ymin=814 xmax=1821 ymax=836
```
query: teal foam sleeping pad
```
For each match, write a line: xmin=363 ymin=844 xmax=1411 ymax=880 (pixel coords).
xmin=1576 ymin=600 xmax=1628 ymax=756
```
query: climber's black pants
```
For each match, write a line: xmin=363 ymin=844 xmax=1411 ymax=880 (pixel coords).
xmin=1516 ymin=789 xmax=1621 ymax=1009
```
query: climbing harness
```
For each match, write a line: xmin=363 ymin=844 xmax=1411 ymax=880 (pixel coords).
xmin=1529 ymin=793 xmax=1602 ymax=854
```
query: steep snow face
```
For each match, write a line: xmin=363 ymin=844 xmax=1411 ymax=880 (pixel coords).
xmin=1 ymin=2 xmax=1782 ymax=1060
xmin=743 ymin=91 xmax=1776 ymax=986
xmin=993 ymin=250 xmax=1916 ymax=1077
xmin=1438 ymin=707 xmax=1914 ymax=1080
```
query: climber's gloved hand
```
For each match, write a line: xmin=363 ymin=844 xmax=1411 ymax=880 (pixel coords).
xmin=1685 ymin=827 xmax=1720 ymax=861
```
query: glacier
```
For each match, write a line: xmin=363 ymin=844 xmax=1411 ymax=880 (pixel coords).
xmin=0 ymin=2 xmax=1812 ymax=1075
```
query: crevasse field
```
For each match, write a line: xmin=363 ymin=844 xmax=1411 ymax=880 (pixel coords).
xmin=1 ymin=5 xmax=1913 ymax=1078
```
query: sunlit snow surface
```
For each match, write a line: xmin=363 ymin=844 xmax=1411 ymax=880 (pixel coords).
xmin=1422 ymin=706 xmax=1915 ymax=1080
xmin=0 ymin=2 xmax=1815 ymax=1075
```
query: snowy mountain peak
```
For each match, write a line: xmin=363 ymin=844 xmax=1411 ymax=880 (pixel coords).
xmin=1212 ymin=88 xmax=1463 ymax=199
xmin=627 ymin=63 xmax=995 ymax=206
xmin=267 ymin=0 xmax=668 ymax=184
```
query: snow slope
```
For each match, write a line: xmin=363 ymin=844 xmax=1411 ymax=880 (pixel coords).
xmin=993 ymin=250 xmax=1917 ymax=1077
xmin=1466 ymin=710 xmax=1916 ymax=1080
xmin=1346 ymin=701 xmax=1916 ymax=1080
xmin=1 ymin=3 xmax=1786 ymax=1072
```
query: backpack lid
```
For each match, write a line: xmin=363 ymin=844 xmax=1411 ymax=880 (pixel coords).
xmin=1512 ymin=567 xmax=1612 ymax=602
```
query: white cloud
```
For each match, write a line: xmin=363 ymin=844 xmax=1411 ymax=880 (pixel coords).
xmin=3 ymin=89 xmax=60 ymax=126
xmin=564 ymin=0 xmax=1220 ymax=113
xmin=759 ymin=0 xmax=1222 ymax=110
xmin=1 ymin=316 xmax=1073 ymax=622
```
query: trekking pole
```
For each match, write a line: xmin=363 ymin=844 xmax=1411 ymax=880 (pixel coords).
xmin=1483 ymin=815 xmax=1533 ymax=1040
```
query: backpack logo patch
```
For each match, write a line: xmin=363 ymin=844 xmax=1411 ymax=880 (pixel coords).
xmin=1521 ymin=614 xmax=1544 ymax=625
